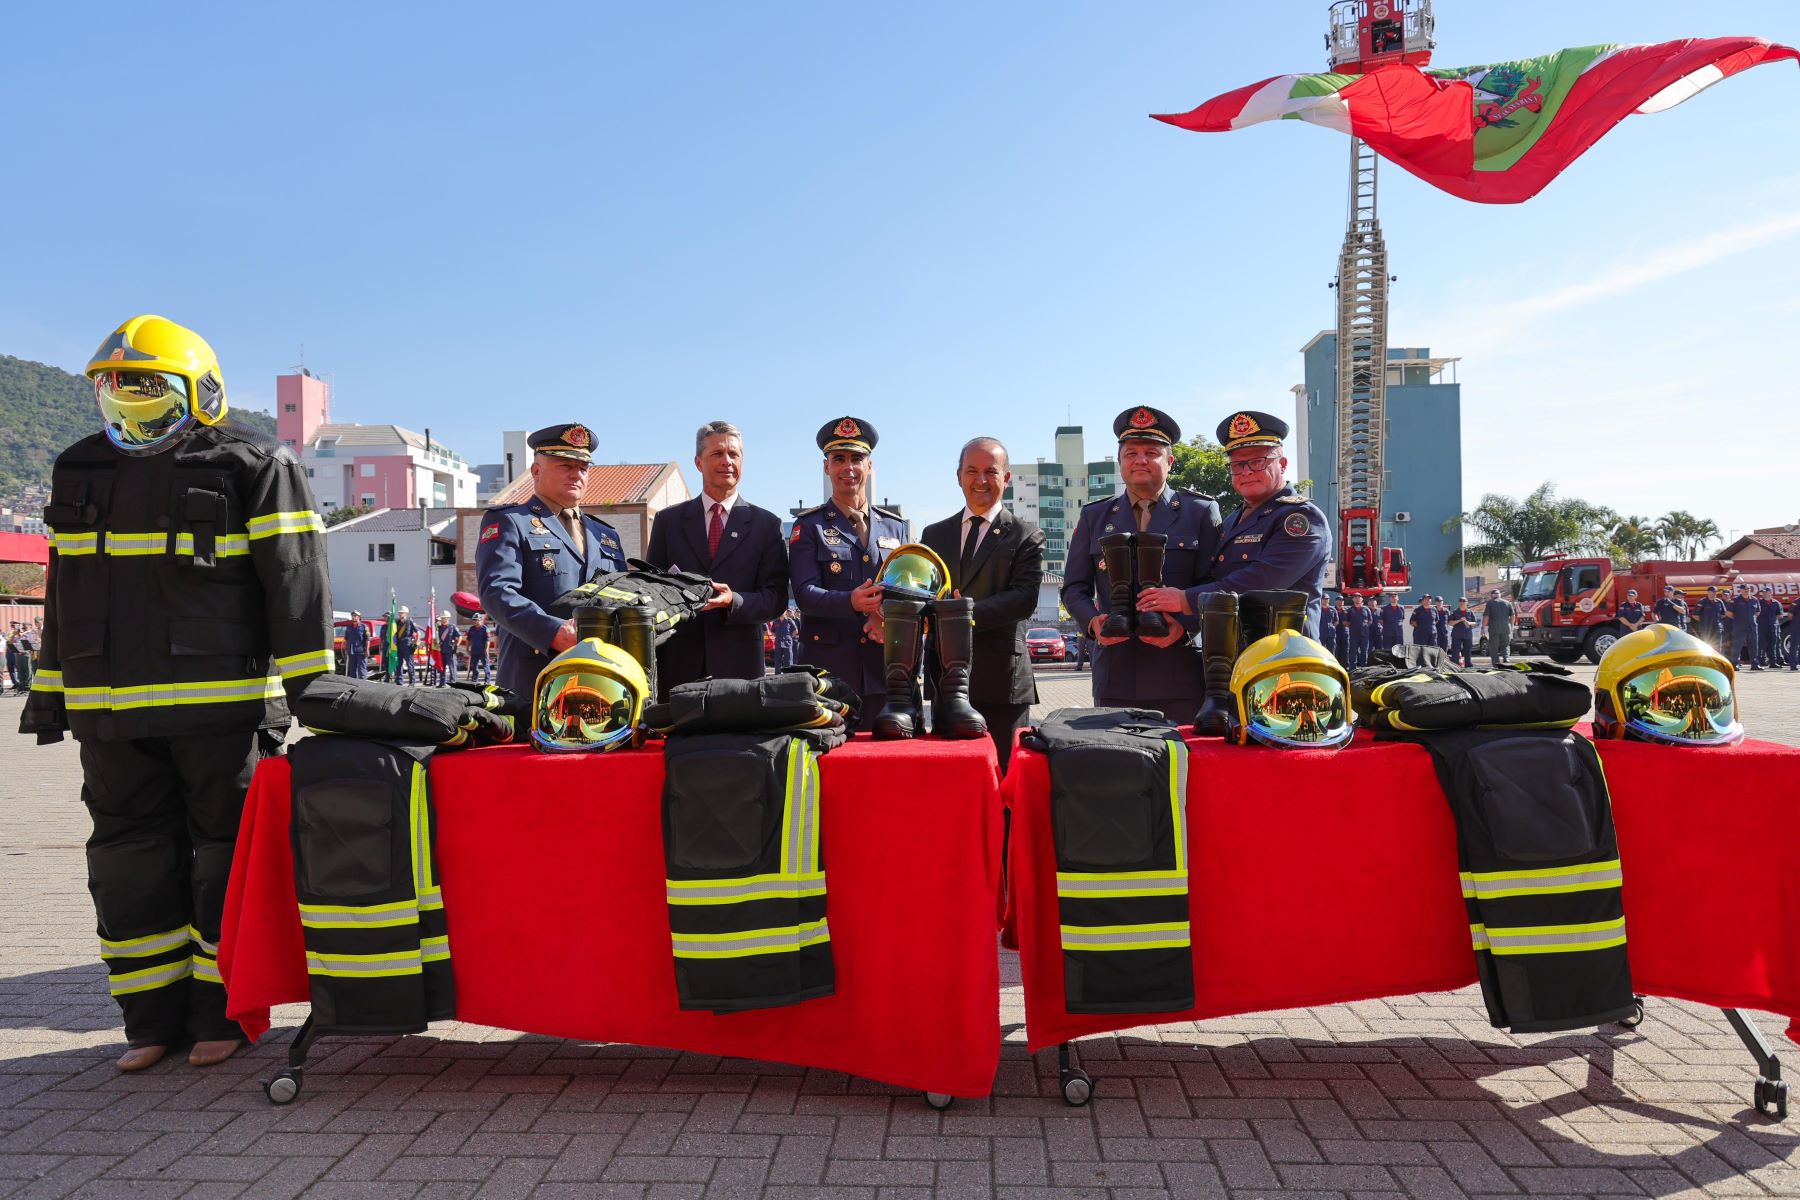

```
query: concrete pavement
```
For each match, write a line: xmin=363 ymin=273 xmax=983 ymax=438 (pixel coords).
xmin=2 ymin=670 xmax=1798 ymax=1198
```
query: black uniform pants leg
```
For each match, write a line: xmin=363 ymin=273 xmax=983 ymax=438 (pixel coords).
xmin=976 ymin=702 xmax=1030 ymax=777
xmin=80 ymin=731 xmax=278 ymax=1046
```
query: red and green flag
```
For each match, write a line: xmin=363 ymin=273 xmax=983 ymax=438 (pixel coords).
xmin=383 ymin=589 xmax=401 ymax=679
xmin=1155 ymin=37 xmax=1798 ymax=204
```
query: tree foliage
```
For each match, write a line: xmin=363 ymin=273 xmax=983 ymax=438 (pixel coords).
xmin=1443 ymin=483 xmax=1613 ymax=572
xmin=1168 ymin=434 xmax=1234 ymax=507
xmin=0 ymin=354 xmax=276 ymax=505
xmin=326 ymin=505 xmax=374 ymax=527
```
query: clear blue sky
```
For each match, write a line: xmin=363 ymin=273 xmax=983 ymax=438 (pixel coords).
xmin=4 ymin=1 xmax=1795 ymax=543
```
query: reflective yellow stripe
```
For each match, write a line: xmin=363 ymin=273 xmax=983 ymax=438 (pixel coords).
xmin=1482 ymin=916 xmax=1627 ymax=956
xmin=275 ymin=649 xmax=334 ymax=677
xmin=186 ymin=925 xmax=218 ymax=957
xmin=1168 ymin=738 xmax=1188 ymax=872
xmin=105 ymin=531 xmax=168 ymax=556
xmin=174 ymin=532 xmax=251 ymax=557
xmin=99 ymin=926 xmax=190 ymax=958
xmin=306 ymin=950 xmax=423 ymax=978
xmin=50 ymin=531 xmax=99 ymax=555
xmin=670 ymin=919 xmax=831 ymax=959
xmin=1471 ymin=923 xmax=1490 ymax=952
xmin=1056 ymin=869 xmax=1187 ymax=899
xmin=33 ymin=670 xmax=64 ymax=693
xmin=1460 ymin=859 xmax=1623 ymax=900
xmin=60 ymin=676 xmax=284 ymax=711
xmin=1060 ymin=921 xmax=1191 ymax=952
xmin=191 ymin=954 xmax=221 ymax=985
xmin=421 ymin=936 xmax=450 ymax=962
xmin=109 ymin=957 xmax=193 ymax=995
xmin=299 ymin=900 xmax=419 ymax=929
xmin=246 ymin=510 xmax=325 ymax=539
xmin=666 ymin=872 xmax=828 ymax=905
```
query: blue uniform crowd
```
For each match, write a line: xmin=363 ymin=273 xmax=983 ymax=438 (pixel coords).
xmin=1315 ymin=591 xmax=1510 ymax=669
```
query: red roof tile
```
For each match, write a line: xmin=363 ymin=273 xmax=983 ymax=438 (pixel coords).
xmin=489 ymin=463 xmax=672 ymax=507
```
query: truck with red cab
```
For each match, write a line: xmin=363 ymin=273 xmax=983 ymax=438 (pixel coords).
xmin=1511 ymin=553 xmax=1799 ymax=664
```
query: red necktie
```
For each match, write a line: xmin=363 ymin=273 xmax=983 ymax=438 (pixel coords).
xmin=708 ymin=503 xmax=725 ymax=559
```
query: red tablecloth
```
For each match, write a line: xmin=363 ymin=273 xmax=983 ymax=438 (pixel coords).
xmin=221 ymin=737 xmax=1004 ymax=1097
xmin=1005 ymin=730 xmax=1800 ymax=1053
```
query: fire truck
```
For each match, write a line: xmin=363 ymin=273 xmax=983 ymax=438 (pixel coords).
xmin=1512 ymin=553 xmax=1800 ymax=664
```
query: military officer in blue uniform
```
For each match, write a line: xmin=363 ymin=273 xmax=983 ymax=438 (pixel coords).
xmin=1654 ymin=586 xmax=1689 ymax=632
xmin=1140 ymin=411 xmax=1329 ymax=637
xmin=1318 ymin=598 xmax=1340 ymax=663
xmin=789 ymin=417 xmax=909 ymax=729
xmin=1616 ymin=588 xmax=1647 ymax=638
xmin=1759 ymin=587 xmax=1785 ymax=668
xmin=476 ymin=423 xmax=628 ymax=702
xmin=1380 ymin=594 xmax=1406 ymax=653
xmin=1728 ymin=584 xmax=1761 ymax=669
xmin=1330 ymin=596 xmax=1349 ymax=661
xmin=1062 ymin=406 xmax=1222 ymax=726
xmin=1433 ymin=597 xmax=1451 ymax=649
xmin=1346 ymin=593 xmax=1374 ymax=667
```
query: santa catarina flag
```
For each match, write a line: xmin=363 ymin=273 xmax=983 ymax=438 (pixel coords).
xmin=1155 ymin=37 xmax=1797 ymax=204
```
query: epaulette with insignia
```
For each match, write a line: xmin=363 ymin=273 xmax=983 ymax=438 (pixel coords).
xmin=1275 ymin=493 xmax=1309 ymax=504
xmin=793 ymin=503 xmax=827 ymax=518
xmin=1178 ymin=488 xmax=1215 ymax=503
xmin=1080 ymin=494 xmax=1117 ymax=512
xmin=873 ymin=504 xmax=904 ymax=521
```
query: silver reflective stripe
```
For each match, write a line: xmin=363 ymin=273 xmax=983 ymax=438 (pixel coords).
xmin=298 ymin=904 xmax=419 ymax=927
xmin=1483 ymin=919 xmax=1626 ymax=955
xmin=1054 ymin=873 xmax=1186 ymax=897
xmin=306 ymin=950 xmax=423 ymax=976
xmin=100 ymin=927 xmax=190 ymax=958
xmin=665 ymin=875 xmax=825 ymax=902
xmin=1168 ymin=738 xmax=1189 ymax=871
xmin=419 ymin=887 xmax=444 ymax=911
xmin=798 ymin=745 xmax=820 ymax=875
xmin=670 ymin=919 xmax=830 ymax=958
xmin=1464 ymin=863 xmax=1623 ymax=899
xmin=782 ymin=740 xmax=804 ymax=875
xmin=192 ymin=956 xmax=221 ymax=984
xmin=106 ymin=531 xmax=168 ymax=555
xmin=187 ymin=925 xmax=218 ymax=956
xmin=1060 ymin=924 xmax=1190 ymax=950
xmin=109 ymin=957 xmax=193 ymax=995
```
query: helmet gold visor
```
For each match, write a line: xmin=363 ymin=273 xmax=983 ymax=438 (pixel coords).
xmin=1242 ymin=669 xmax=1352 ymax=750
xmin=1619 ymin=664 xmax=1743 ymax=746
xmin=533 ymin=669 xmax=638 ymax=752
xmin=94 ymin=369 xmax=193 ymax=455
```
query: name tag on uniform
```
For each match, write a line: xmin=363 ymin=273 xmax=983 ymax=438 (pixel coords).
xmin=877 ymin=536 xmax=900 ymax=549
xmin=1232 ymin=533 xmax=1263 ymax=544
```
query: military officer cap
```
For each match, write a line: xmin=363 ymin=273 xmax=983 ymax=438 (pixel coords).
xmin=1113 ymin=405 xmax=1179 ymax=446
xmin=529 ymin=423 xmax=595 ymax=463
xmin=1217 ymin=410 xmax=1289 ymax=451
xmin=817 ymin=416 xmax=877 ymax=455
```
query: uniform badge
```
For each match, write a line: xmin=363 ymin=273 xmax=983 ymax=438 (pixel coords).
xmin=1104 ymin=524 xmax=1114 ymax=533
xmin=829 ymin=561 xmax=843 ymax=574
xmin=1129 ymin=407 xmax=1156 ymax=429
xmin=530 ymin=516 xmax=547 ymax=533
xmin=835 ymin=417 xmax=861 ymax=439
xmin=790 ymin=526 xmax=804 ymax=544
xmin=565 ymin=425 xmax=592 ymax=449
xmin=540 ymin=554 xmax=556 ymax=571
xmin=877 ymin=536 xmax=899 ymax=549
xmin=480 ymin=523 xmax=501 ymax=543
xmin=1229 ymin=413 xmax=1260 ymax=440
xmin=1283 ymin=513 xmax=1311 ymax=537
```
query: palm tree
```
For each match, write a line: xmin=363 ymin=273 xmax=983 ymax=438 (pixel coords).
xmin=1443 ymin=483 xmax=1611 ymax=573
xmin=1608 ymin=515 xmax=1664 ymax=565
xmin=1656 ymin=511 xmax=1721 ymax=559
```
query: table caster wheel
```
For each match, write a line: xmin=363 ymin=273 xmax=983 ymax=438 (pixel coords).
xmin=263 ymin=1069 xmax=302 ymax=1106
xmin=1060 ymin=1068 xmax=1092 ymax=1107
xmin=924 ymin=1092 xmax=954 ymax=1111
xmin=1617 ymin=1000 xmax=1645 ymax=1029
xmin=1754 ymin=1077 xmax=1789 ymax=1120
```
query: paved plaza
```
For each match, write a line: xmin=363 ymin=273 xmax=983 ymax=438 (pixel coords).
xmin=2 ymin=668 xmax=1798 ymax=1198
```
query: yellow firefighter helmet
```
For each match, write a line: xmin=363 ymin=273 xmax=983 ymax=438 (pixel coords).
xmin=1228 ymin=629 xmax=1354 ymax=750
xmin=531 ymin=638 xmax=648 ymax=753
xmin=1594 ymin=624 xmax=1742 ymax=746
xmin=85 ymin=315 xmax=228 ymax=455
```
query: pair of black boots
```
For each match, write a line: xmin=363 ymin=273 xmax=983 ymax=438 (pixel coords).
xmin=1193 ymin=589 xmax=1308 ymax=737
xmin=574 ymin=604 xmax=660 ymax=702
xmin=1098 ymin=532 xmax=1172 ymax=640
xmin=872 ymin=596 xmax=987 ymax=739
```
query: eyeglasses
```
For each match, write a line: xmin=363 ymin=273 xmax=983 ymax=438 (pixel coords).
xmin=1227 ymin=455 xmax=1281 ymax=475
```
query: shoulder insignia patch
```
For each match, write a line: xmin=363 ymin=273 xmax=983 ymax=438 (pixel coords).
xmin=1275 ymin=493 xmax=1307 ymax=504
xmin=1283 ymin=512 xmax=1311 ymax=537
xmin=790 ymin=525 xmax=806 ymax=544
xmin=873 ymin=505 xmax=903 ymax=520
xmin=480 ymin=523 xmax=501 ymax=543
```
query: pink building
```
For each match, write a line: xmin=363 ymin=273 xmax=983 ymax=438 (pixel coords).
xmin=277 ymin=371 xmax=478 ymax=512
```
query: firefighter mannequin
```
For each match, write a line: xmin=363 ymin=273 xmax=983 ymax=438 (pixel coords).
xmin=21 ymin=316 xmax=333 ymax=1071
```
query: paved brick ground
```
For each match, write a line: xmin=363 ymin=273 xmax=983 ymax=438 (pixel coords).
xmin=3 ymin=671 xmax=1798 ymax=1199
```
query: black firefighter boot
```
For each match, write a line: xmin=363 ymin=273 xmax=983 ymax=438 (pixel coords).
xmin=1194 ymin=591 xmax=1240 ymax=738
xmin=1133 ymin=532 xmax=1172 ymax=641
xmin=1098 ymin=533 xmax=1137 ymax=638
xmin=928 ymin=597 xmax=988 ymax=739
xmin=608 ymin=604 xmax=660 ymax=705
xmin=1240 ymin=589 xmax=1309 ymax=644
xmin=872 ymin=597 xmax=927 ymax=739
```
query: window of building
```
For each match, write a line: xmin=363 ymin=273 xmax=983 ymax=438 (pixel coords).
xmin=305 ymin=467 xmax=315 ymax=478
xmin=284 ymin=403 xmax=297 ymax=413
xmin=360 ymin=493 xmax=375 ymax=506
xmin=359 ymin=463 xmax=376 ymax=477
xmin=367 ymin=543 xmax=395 ymax=563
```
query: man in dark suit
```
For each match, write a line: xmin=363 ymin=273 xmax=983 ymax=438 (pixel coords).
xmin=646 ymin=421 xmax=791 ymax=688
xmin=921 ymin=437 xmax=1046 ymax=773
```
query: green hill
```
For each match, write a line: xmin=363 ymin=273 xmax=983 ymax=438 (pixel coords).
xmin=0 ymin=354 xmax=277 ymax=505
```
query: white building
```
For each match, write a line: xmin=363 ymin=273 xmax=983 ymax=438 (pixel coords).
xmin=277 ymin=371 xmax=480 ymax=514
xmin=325 ymin=507 xmax=461 ymax=617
